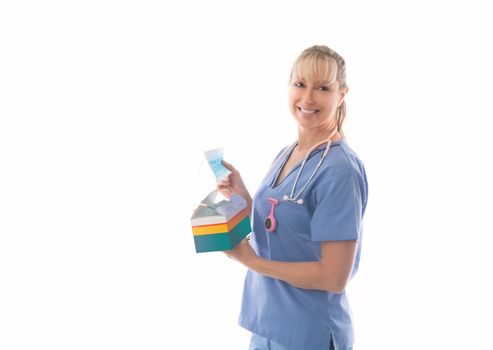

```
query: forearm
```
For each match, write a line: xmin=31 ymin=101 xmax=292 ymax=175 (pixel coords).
xmin=247 ymin=256 xmax=345 ymax=293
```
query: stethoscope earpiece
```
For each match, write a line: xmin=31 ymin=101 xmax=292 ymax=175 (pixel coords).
xmin=281 ymin=196 xmax=304 ymax=205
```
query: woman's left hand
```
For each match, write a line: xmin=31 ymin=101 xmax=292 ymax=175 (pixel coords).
xmin=224 ymin=237 xmax=257 ymax=267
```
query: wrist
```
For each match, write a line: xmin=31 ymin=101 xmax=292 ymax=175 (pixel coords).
xmin=246 ymin=253 xmax=261 ymax=271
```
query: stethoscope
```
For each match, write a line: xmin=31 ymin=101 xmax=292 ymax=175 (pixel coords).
xmin=265 ymin=128 xmax=339 ymax=233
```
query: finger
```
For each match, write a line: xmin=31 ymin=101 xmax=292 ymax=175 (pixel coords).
xmin=216 ymin=184 xmax=231 ymax=191
xmin=218 ymin=178 xmax=230 ymax=186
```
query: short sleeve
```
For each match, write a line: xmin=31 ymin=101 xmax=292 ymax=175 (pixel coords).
xmin=310 ymin=170 xmax=364 ymax=242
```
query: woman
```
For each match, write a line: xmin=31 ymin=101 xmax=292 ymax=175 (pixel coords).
xmin=218 ymin=45 xmax=368 ymax=350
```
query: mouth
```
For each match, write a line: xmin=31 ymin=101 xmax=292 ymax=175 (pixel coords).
xmin=297 ymin=106 xmax=320 ymax=114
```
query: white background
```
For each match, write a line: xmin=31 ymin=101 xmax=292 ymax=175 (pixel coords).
xmin=1 ymin=1 xmax=492 ymax=349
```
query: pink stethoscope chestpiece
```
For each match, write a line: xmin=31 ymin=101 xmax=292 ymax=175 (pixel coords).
xmin=265 ymin=197 xmax=279 ymax=233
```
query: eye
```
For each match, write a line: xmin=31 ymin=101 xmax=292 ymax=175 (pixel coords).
xmin=318 ymin=86 xmax=330 ymax=91
xmin=294 ymin=81 xmax=304 ymax=88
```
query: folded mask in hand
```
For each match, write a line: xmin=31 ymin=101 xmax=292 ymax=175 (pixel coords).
xmin=204 ymin=147 xmax=232 ymax=183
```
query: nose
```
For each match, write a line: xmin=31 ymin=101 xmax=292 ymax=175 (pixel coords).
xmin=302 ymin=88 xmax=315 ymax=105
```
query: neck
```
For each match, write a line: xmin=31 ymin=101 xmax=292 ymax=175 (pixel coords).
xmin=296 ymin=125 xmax=341 ymax=152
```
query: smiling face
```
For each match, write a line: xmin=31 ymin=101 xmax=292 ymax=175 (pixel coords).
xmin=288 ymin=57 xmax=347 ymax=132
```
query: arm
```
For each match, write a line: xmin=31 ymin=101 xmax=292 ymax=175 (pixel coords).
xmin=219 ymin=162 xmax=357 ymax=293
xmin=226 ymin=239 xmax=357 ymax=294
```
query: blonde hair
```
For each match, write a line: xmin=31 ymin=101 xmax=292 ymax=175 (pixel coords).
xmin=290 ymin=45 xmax=347 ymax=138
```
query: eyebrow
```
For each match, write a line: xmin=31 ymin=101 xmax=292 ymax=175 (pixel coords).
xmin=294 ymin=77 xmax=334 ymax=85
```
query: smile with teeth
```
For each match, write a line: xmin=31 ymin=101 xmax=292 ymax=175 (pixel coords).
xmin=298 ymin=106 xmax=319 ymax=114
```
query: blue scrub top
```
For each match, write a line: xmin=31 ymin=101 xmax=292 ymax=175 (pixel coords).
xmin=238 ymin=139 xmax=368 ymax=350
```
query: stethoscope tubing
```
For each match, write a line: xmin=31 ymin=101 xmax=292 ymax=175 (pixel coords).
xmin=264 ymin=129 xmax=339 ymax=231
xmin=275 ymin=128 xmax=338 ymax=204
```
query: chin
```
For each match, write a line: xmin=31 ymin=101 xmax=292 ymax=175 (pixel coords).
xmin=295 ymin=114 xmax=320 ymax=124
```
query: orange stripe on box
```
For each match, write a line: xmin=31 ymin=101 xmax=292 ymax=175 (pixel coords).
xmin=192 ymin=208 xmax=248 ymax=235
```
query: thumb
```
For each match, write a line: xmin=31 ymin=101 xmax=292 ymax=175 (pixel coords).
xmin=222 ymin=160 xmax=237 ymax=172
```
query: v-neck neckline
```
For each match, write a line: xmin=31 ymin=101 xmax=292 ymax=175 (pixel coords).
xmin=270 ymin=143 xmax=298 ymax=189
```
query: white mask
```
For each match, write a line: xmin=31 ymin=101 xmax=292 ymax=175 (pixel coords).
xmin=204 ymin=147 xmax=231 ymax=183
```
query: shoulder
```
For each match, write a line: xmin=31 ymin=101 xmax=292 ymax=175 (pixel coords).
xmin=313 ymin=139 xmax=368 ymax=207
xmin=322 ymin=139 xmax=367 ymax=180
xmin=270 ymin=143 xmax=294 ymax=164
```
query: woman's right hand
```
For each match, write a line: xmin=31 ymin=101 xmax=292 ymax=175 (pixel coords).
xmin=217 ymin=161 xmax=252 ymax=206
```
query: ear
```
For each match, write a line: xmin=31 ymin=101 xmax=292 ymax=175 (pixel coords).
xmin=338 ymin=85 xmax=349 ymax=107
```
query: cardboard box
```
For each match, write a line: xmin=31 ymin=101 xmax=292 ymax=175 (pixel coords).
xmin=191 ymin=191 xmax=251 ymax=253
